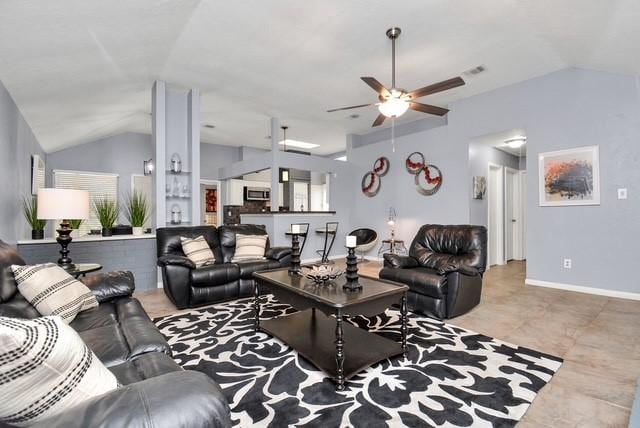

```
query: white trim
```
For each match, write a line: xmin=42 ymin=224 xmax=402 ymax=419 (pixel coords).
xmin=525 ymin=278 xmax=640 ymax=301
xmin=487 ymin=163 xmax=505 ymax=266
xmin=157 ymin=281 xmax=163 ymax=289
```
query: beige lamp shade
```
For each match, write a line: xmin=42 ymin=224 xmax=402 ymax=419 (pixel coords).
xmin=37 ymin=189 xmax=90 ymax=220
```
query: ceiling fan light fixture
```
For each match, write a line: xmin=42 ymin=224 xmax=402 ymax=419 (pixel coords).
xmin=378 ymin=97 xmax=409 ymax=118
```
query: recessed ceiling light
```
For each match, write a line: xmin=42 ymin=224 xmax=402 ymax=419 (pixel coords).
xmin=505 ymin=136 xmax=526 ymax=149
xmin=278 ymin=139 xmax=319 ymax=149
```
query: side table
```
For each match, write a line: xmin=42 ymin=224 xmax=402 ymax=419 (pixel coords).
xmin=377 ymin=239 xmax=408 ymax=259
xmin=66 ymin=263 xmax=103 ymax=278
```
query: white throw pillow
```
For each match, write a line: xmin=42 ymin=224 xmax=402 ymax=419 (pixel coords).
xmin=0 ymin=316 xmax=118 ymax=427
xmin=232 ymin=234 xmax=268 ymax=262
xmin=180 ymin=235 xmax=216 ymax=268
xmin=11 ymin=263 xmax=98 ymax=324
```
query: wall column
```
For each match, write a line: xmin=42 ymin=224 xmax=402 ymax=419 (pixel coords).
xmin=270 ymin=117 xmax=280 ymax=212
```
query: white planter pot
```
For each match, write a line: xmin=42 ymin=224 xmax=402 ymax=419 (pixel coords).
xmin=132 ymin=227 xmax=144 ymax=236
xmin=70 ymin=229 xmax=79 ymax=238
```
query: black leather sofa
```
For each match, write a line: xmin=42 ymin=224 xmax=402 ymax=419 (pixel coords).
xmin=157 ymin=224 xmax=291 ymax=309
xmin=0 ymin=240 xmax=231 ymax=428
xmin=379 ymin=224 xmax=487 ymax=319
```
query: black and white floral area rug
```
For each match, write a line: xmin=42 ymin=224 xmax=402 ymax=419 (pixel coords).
xmin=154 ymin=296 xmax=562 ymax=428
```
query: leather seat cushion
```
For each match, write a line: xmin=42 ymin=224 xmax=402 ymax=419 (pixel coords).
xmin=109 ymin=352 xmax=182 ymax=386
xmin=235 ymin=259 xmax=281 ymax=279
xmin=380 ymin=267 xmax=447 ymax=299
xmin=191 ymin=264 xmax=240 ymax=288
xmin=75 ymin=297 xmax=171 ymax=367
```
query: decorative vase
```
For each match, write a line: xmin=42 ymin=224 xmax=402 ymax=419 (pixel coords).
xmin=102 ymin=228 xmax=113 ymax=237
xmin=31 ymin=230 xmax=44 ymax=240
xmin=132 ymin=227 xmax=143 ymax=236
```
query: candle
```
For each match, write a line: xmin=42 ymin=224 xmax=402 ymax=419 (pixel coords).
xmin=346 ymin=235 xmax=357 ymax=248
xmin=291 ymin=224 xmax=301 ymax=234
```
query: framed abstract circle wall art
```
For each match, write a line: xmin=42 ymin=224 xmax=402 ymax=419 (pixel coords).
xmin=538 ymin=145 xmax=600 ymax=206
xmin=373 ymin=157 xmax=390 ymax=177
xmin=405 ymin=152 xmax=425 ymax=174
xmin=415 ymin=164 xmax=443 ymax=196
xmin=361 ymin=171 xmax=381 ymax=197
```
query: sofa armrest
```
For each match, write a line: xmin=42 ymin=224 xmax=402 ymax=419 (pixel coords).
xmin=81 ymin=271 xmax=135 ymax=303
xmin=383 ymin=254 xmax=419 ymax=269
xmin=265 ymin=246 xmax=292 ymax=261
xmin=157 ymin=255 xmax=196 ymax=269
xmin=438 ymin=264 xmax=480 ymax=276
xmin=36 ymin=371 xmax=231 ymax=428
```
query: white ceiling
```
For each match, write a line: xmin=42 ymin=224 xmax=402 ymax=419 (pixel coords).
xmin=2 ymin=0 xmax=640 ymax=154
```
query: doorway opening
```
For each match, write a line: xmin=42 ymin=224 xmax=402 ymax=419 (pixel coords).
xmin=469 ymin=129 xmax=527 ymax=268
xmin=200 ymin=180 xmax=222 ymax=227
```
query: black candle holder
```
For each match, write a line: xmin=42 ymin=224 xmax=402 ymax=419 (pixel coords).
xmin=287 ymin=232 xmax=302 ymax=275
xmin=344 ymin=246 xmax=362 ymax=290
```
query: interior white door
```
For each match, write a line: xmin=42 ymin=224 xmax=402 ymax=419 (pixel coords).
xmin=505 ymin=169 xmax=516 ymax=260
xmin=520 ymin=171 xmax=527 ymax=260
xmin=488 ymin=164 xmax=504 ymax=266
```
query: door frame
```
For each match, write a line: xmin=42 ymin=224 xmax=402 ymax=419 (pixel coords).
xmin=487 ymin=163 xmax=505 ymax=267
xmin=200 ymin=179 xmax=222 ymax=226
xmin=519 ymin=170 xmax=527 ymax=260
xmin=504 ymin=167 xmax=521 ymax=261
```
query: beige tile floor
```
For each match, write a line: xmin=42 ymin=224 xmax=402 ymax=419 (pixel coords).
xmin=136 ymin=260 xmax=638 ymax=427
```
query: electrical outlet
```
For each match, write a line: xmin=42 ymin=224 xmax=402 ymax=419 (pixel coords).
xmin=563 ymin=259 xmax=572 ymax=269
xmin=618 ymin=188 xmax=628 ymax=199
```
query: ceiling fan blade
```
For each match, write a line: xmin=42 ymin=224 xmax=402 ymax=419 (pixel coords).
xmin=408 ymin=77 xmax=465 ymax=99
xmin=409 ymin=102 xmax=449 ymax=116
xmin=361 ymin=77 xmax=390 ymax=97
xmin=326 ymin=103 xmax=372 ymax=113
xmin=372 ymin=114 xmax=386 ymax=127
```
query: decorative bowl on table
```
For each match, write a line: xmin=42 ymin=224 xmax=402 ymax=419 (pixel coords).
xmin=303 ymin=265 xmax=344 ymax=285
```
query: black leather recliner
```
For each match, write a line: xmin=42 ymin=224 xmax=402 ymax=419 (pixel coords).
xmin=379 ymin=224 xmax=487 ymax=319
xmin=0 ymin=240 xmax=231 ymax=428
xmin=156 ymin=224 xmax=291 ymax=309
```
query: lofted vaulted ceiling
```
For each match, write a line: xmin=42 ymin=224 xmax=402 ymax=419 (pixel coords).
xmin=1 ymin=0 xmax=640 ymax=154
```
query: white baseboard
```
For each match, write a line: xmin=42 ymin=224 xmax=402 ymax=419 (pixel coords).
xmin=525 ymin=278 xmax=640 ymax=301
xmin=157 ymin=282 xmax=163 ymax=289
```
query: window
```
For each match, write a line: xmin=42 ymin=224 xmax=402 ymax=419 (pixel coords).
xmin=53 ymin=170 xmax=119 ymax=236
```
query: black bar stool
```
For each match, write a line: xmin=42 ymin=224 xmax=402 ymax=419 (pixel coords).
xmin=315 ymin=222 xmax=339 ymax=264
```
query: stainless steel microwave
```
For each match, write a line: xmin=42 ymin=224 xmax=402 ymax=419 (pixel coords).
xmin=244 ymin=186 xmax=270 ymax=201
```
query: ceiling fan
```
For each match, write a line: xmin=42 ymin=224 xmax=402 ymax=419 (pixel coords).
xmin=327 ymin=27 xmax=465 ymax=127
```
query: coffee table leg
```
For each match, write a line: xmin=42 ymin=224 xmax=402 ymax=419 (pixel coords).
xmin=335 ymin=309 xmax=345 ymax=390
xmin=254 ymin=281 xmax=260 ymax=332
xmin=401 ymin=292 xmax=408 ymax=357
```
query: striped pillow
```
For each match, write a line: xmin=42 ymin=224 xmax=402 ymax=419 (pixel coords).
xmin=180 ymin=235 xmax=216 ymax=268
xmin=232 ymin=234 xmax=268 ymax=262
xmin=0 ymin=316 xmax=118 ymax=427
xmin=11 ymin=263 xmax=98 ymax=324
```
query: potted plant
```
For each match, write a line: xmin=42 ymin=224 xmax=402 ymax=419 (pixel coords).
xmin=22 ymin=196 xmax=47 ymax=240
xmin=94 ymin=198 xmax=119 ymax=237
xmin=69 ymin=219 xmax=84 ymax=238
xmin=124 ymin=191 xmax=150 ymax=235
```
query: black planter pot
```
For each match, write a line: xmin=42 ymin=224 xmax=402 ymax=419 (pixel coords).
xmin=101 ymin=228 xmax=113 ymax=237
xmin=32 ymin=230 xmax=44 ymax=240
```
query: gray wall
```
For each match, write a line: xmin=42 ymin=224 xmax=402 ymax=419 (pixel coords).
xmin=0 ymin=80 xmax=46 ymax=243
xmin=349 ymin=68 xmax=640 ymax=294
xmin=18 ymin=238 xmax=158 ymax=291
xmin=468 ymin=144 xmax=521 ymax=227
xmin=200 ymin=143 xmax=241 ymax=180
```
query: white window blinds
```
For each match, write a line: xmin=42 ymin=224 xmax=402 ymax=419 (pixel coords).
xmin=53 ymin=170 xmax=119 ymax=235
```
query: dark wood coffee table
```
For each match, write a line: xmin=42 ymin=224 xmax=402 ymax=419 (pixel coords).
xmin=253 ymin=268 xmax=409 ymax=390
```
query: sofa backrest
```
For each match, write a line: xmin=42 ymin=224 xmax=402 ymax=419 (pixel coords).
xmin=0 ymin=240 xmax=40 ymax=319
xmin=218 ymin=224 xmax=270 ymax=264
xmin=409 ymin=224 xmax=487 ymax=273
xmin=156 ymin=226 xmax=223 ymax=262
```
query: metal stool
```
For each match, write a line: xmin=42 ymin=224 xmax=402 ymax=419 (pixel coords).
xmin=315 ymin=222 xmax=339 ymax=264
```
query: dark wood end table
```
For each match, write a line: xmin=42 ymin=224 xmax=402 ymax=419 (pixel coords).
xmin=253 ymin=268 xmax=409 ymax=390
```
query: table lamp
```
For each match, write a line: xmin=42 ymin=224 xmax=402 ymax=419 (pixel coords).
xmin=37 ymin=188 xmax=90 ymax=270
xmin=387 ymin=207 xmax=397 ymax=241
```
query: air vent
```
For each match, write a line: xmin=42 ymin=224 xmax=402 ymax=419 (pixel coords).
xmin=349 ymin=114 xmax=360 ymax=119
xmin=203 ymin=124 xmax=215 ymax=129
xmin=463 ymin=65 xmax=486 ymax=77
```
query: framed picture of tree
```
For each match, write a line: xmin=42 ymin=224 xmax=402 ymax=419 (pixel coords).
xmin=538 ymin=145 xmax=600 ymax=206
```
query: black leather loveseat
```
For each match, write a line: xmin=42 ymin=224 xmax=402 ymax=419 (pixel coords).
xmin=156 ymin=224 xmax=291 ymax=309
xmin=379 ymin=224 xmax=487 ymax=319
xmin=0 ymin=240 xmax=231 ymax=428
